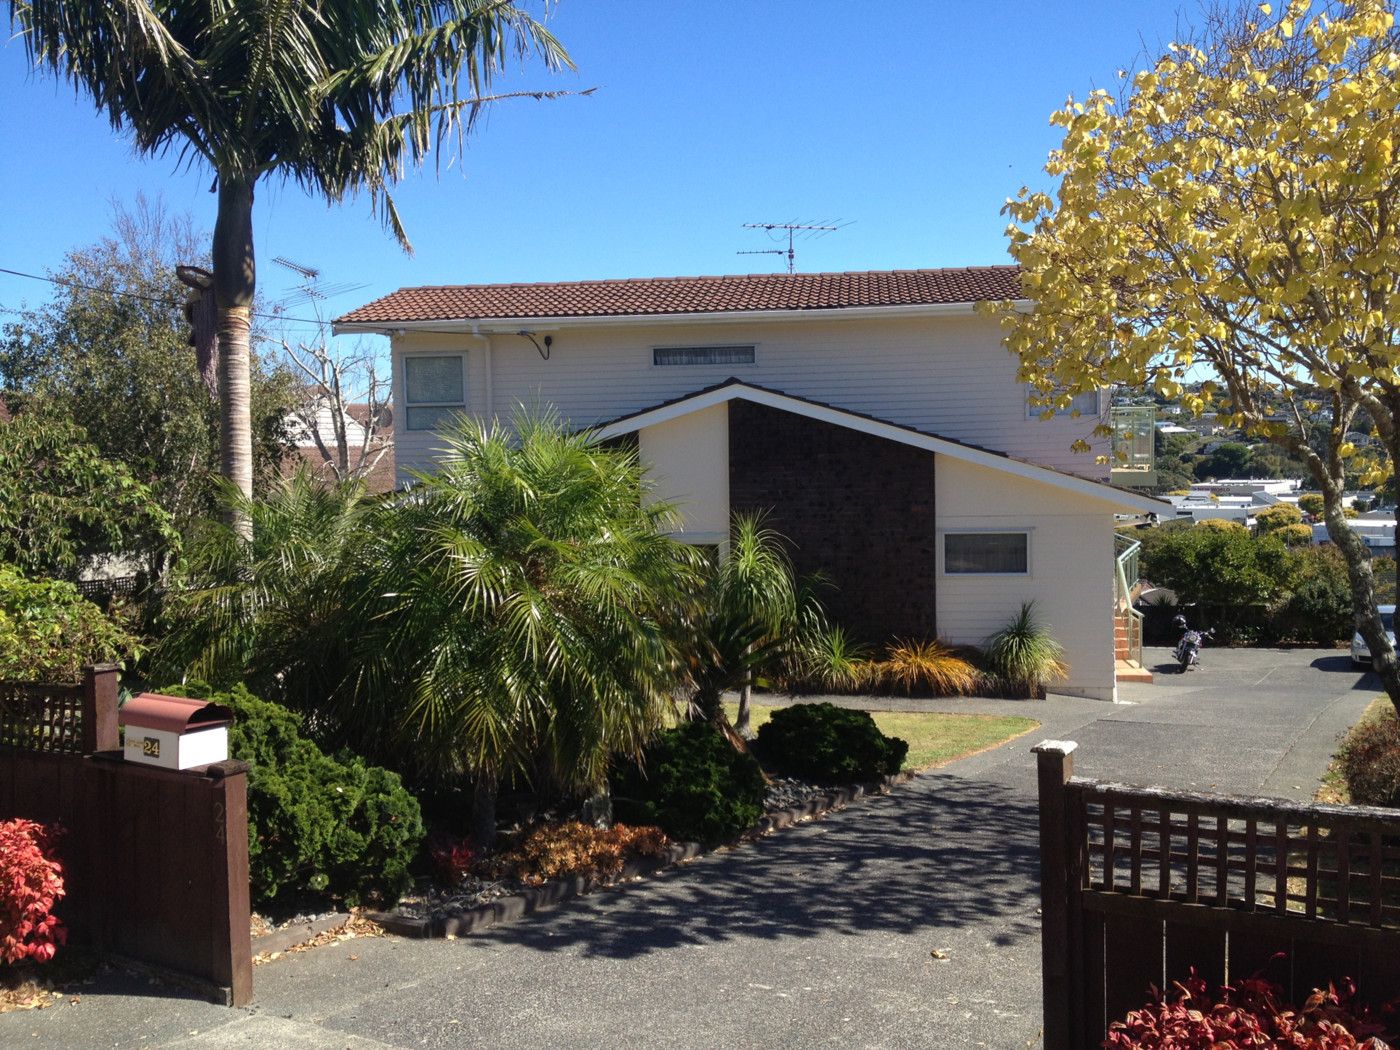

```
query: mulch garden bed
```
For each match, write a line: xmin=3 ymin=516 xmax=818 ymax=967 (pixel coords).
xmin=370 ymin=771 xmax=912 ymax=939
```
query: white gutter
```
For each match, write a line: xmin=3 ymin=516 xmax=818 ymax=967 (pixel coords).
xmin=333 ymin=299 xmax=1030 ymax=336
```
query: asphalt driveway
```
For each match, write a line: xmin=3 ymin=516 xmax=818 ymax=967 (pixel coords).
xmin=3 ymin=648 xmax=1382 ymax=1050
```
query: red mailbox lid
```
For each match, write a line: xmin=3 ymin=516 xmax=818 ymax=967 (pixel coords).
xmin=119 ymin=693 xmax=234 ymax=734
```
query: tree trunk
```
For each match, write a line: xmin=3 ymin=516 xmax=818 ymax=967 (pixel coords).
xmin=580 ymin=782 xmax=612 ymax=828
xmin=1322 ymin=491 xmax=1400 ymax=714
xmin=690 ymin=686 xmax=722 ymax=724
xmin=212 ymin=177 xmax=256 ymax=537
xmin=471 ymin=768 xmax=499 ymax=855
xmin=735 ymin=671 xmax=754 ymax=739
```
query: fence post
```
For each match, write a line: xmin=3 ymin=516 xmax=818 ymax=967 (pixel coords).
xmin=1034 ymin=740 xmax=1078 ymax=1050
xmin=204 ymin=760 xmax=253 ymax=1007
xmin=81 ymin=664 xmax=120 ymax=754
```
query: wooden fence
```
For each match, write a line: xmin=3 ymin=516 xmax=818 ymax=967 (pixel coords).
xmin=0 ymin=667 xmax=252 ymax=1006
xmin=1035 ymin=740 xmax=1400 ymax=1050
xmin=0 ymin=666 xmax=119 ymax=755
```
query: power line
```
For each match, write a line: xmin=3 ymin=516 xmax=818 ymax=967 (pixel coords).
xmin=0 ymin=265 xmax=336 ymax=328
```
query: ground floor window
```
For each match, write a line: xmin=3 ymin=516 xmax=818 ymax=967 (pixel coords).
xmin=942 ymin=531 xmax=1030 ymax=575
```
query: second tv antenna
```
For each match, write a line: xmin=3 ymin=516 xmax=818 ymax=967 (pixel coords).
xmin=739 ymin=220 xmax=852 ymax=274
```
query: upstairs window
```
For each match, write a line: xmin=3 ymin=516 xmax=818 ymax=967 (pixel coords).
xmin=943 ymin=531 xmax=1030 ymax=576
xmin=1027 ymin=387 xmax=1101 ymax=419
xmin=653 ymin=345 xmax=755 ymax=367
xmin=404 ymin=354 xmax=466 ymax=431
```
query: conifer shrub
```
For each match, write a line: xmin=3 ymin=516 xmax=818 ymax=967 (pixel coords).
xmin=612 ymin=721 xmax=766 ymax=845
xmin=161 ymin=683 xmax=424 ymax=907
xmin=754 ymin=702 xmax=908 ymax=783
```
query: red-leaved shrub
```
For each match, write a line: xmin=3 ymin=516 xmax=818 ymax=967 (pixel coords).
xmin=1105 ymin=970 xmax=1391 ymax=1049
xmin=429 ymin=837 xmax=475 ymax=887
xmin=0 ymin=819 xmax=67 ymax=965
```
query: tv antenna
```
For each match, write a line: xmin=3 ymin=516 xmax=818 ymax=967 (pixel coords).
xmin=738 ymin=220 xmax=853 ymax=274
xmin=271 ymin=255 xmax=369 ymax=312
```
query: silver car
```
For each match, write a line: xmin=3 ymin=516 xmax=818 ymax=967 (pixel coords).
xmin=1352 ymin=604 xmax=1397 ymax=668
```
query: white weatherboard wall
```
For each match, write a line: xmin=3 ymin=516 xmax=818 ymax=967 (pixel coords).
xmin=390 ymin=312 xmax=1109 ymax=486
xmin=935 ymin=455 xmax=1118 ymax=702
xmin=637 ymin=403 xmax=729 ymax=545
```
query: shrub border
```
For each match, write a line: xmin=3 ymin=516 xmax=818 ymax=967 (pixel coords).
xmin=369 ymin=772 xmax=912 ymax=939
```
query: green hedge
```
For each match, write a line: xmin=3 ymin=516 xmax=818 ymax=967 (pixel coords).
xmin=161 ymin=683 xmax=424 ymax=907
xmin=0 ymin=565 xmax=137 ymax=681
xmin=755 ymin=702 xmax=908 ymax=783
xmin=612 ymin=721 xmax=766 ymax=845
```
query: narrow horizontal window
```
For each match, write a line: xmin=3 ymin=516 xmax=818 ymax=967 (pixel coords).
xmin=653 ymin=345 xmax=755 ymax=367
xmin=404 ymin=354 xmax=466 ymax=431
xmin=944 ymin=532 xmax=1029 ymax=575
xmin=1027 ymin=387 xmax=1100 ymax=419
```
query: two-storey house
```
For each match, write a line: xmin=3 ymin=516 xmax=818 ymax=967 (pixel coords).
xmin=336 ymin=267 xmax=1165 ymax=701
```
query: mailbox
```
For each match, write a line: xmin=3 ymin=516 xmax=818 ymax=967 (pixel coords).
xmin=119 ymin=693 xmax=234 ymax=770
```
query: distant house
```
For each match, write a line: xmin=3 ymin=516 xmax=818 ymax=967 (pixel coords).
xmin=337 ymin=267 xmax=1168 ymax=700
xmin=284 ymin=388 xmax=395 ymax=494
xmin=1314 ymin=518 xmax=1397 ymax=558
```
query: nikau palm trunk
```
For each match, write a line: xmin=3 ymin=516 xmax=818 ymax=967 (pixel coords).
xmin=471 ymin=769 xmax=498 ymax=854
xmin=213 ymin=178 xmax=257 ymax=536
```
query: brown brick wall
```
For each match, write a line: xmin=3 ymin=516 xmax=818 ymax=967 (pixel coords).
xmin=728 ymin=400 xmax=937 ymax=644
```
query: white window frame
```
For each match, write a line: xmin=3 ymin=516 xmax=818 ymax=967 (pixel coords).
xmin=403 ymin=353 xmax=467 ymax=432
xmin=1026 ymin=386 xmax=1102 ymax=420
xmin=651 ymin=344 xmax=757 ymax=368
xmin=939 ymin=528 xmax=1033 ymax=577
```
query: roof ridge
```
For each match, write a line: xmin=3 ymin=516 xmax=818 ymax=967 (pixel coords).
xmin=336 ymin=265 xmax=1026 ymax=326
xmin=389 ymin=264 xmax=1019 ymax=293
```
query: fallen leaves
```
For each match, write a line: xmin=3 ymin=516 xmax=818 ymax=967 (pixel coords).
xmin=252 ymin=912 xmax=385 ymax=966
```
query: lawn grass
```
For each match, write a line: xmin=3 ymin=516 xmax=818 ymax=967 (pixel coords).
xmin=724 ymin=702 xmax=1039 ymax=772
xmin=1317 ymin=696 xmax=1391 ymax=805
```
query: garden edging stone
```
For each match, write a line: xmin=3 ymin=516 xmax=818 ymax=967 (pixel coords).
xmin=251 ymin=912 xmax=352 ymax=957
xmin=368 ymin=771 xmax=914 ymax=939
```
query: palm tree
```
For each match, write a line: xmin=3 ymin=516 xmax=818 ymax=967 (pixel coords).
xmin=154 ymin=466 xmax=371 ymax=705
xmin=685 ymin=514 xmax=811 ymax=737
xmin=344 ymin=413 xmax=702 ymax=850
xmin=11 ymin=1 xmax=573 ymax=534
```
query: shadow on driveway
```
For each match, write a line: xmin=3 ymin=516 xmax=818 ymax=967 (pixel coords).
xmin=472 ymin=772 xmax=1041 ymax=961
xmin=1309 ymin=654 xmax=1379 ymax=690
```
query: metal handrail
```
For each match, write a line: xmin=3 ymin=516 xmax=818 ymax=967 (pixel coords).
xmin=1114 ymin=537 xmax=1144 ymax=666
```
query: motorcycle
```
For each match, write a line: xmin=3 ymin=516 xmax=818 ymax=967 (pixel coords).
xmin=1173 ymin=625 xmax=1214 ymax=673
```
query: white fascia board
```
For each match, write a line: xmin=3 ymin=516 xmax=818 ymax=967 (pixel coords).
xmin=333 ymin=299 xmax=1030 ymax=337
xmin=597 ymin=383 xmax=1169 ymax=516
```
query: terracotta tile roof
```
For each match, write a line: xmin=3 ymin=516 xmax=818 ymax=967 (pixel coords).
xmin=336 ymin=266 xmax=1023 ymax=325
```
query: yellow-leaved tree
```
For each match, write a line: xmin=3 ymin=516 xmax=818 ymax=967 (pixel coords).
xmin=986 ymin=0 xmax=1400 ymax=709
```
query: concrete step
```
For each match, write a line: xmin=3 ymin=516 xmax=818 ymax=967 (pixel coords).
xmin=1115 ymin=659 xmax=1153 ymax=684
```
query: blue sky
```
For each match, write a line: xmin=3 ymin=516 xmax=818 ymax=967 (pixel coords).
xmin=0 ymin=1 xmax=1186 ymax=343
